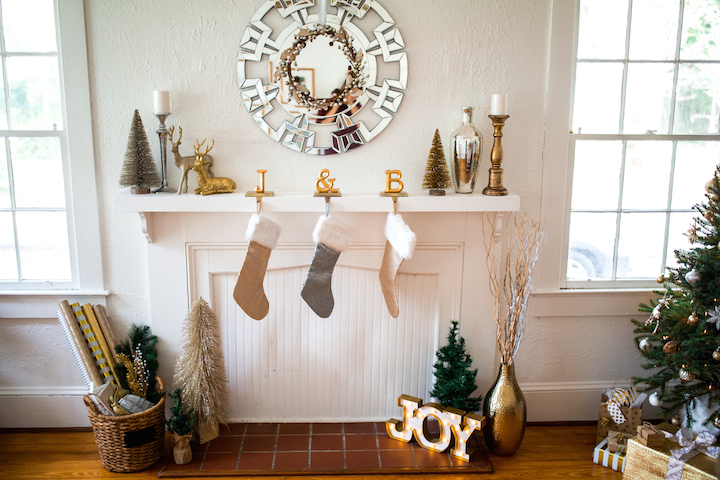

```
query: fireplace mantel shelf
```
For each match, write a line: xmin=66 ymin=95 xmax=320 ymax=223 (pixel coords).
xmin=114 ymin=190 xmax=520 ymax=242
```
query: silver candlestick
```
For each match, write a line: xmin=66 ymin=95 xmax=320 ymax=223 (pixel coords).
xmin=153 ymin=113 xmax=175 ymax=193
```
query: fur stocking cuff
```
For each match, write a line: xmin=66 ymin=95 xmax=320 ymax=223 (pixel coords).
xmin=385 ymin=213 xmax=416 ymax=259
xmin=245 ymin=214 xmax=281 ymax=250
xmin=312 ymin=215 xmax=352 ymax=252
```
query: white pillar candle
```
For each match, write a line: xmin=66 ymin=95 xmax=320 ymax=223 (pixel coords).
xmin=490 ymin=94 xmax=508 ymax=116
xmin=153 ymin=90 xmax=170 ymax=115
xmin=318 ymin=0 xmax=327 ymax=25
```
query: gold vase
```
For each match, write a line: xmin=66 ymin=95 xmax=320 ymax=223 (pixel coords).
xmin=482 ymin=364 xmax=526 ymax=456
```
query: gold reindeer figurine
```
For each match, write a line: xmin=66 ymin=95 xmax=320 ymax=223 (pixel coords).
xmin=169 ymin=125 xmax=214 ymax=195
xmin=192 ymin=139 xmax=236 ymax=195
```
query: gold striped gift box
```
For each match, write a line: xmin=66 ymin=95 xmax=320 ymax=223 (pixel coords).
xmin=593 ymin=437 xmax=626 ymax=472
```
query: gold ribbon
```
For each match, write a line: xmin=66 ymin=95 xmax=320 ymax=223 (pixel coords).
xmin=615 ymin=432 xmax=626 ymax=442
xmin=600 ymin=417 xmax=612 ymax=428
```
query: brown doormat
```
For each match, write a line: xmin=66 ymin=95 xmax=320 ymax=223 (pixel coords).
xmin=158 ymin=422 xmax=492 ymax=477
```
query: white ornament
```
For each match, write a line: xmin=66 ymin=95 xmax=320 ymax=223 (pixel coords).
xmin=708 ymin=306 xmax=720 ymax=330
xmin=639 ymin=338 xmax=651 ymax=351
xmin=649 ymin=392 xmax=661 ymax=406
xmin=686 ymin=268 xmax=701 ymax=285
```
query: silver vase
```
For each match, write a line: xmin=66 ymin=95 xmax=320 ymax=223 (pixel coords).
xmin=450 ymin=106 xmax=483 ymax=193
xmin=482 ymin=363 xmax=526 ymax=456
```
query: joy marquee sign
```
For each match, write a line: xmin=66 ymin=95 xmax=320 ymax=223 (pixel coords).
xmin=386 ymin=394 xmax=485 ymax=462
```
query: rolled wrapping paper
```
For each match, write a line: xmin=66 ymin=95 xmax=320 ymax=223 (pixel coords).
xmin=59 ymin=300 xmax=103 ymax=388
xmin=93 ymin=304 xmax=118 ymax=353
xmin=56 ymin=310 xmax=94 ymax=390
xmin=82 ymin=304 xmax=119 ymax=386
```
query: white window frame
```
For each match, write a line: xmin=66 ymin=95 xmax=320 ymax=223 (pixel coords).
xmin=0 ymin=0 xmax=105 ymax=311
xmin=536 ymin=0 xmax=720 ymax=295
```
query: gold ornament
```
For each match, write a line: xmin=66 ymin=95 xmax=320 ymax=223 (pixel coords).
xmin=714 ymin=349 xmax=720 ymax=361
xmin=599 ymin=417 xmax=611 ymax=428
xmin=671 ymin=415 xmax=681 ymax=426
xmin=688 ymin=220 xmax=699 ymax=244
xmin=663 ymin=340 xmax=680 ymax=354
xmin=657 ymin=275 xmax=667 ymax=284
xmin=615 ymin=432 xmax=626 ymax=442
xmin=687 ymin=312 xmax=699 ymax=325
xmin=679 ymin=367 xmax=696 ymax=383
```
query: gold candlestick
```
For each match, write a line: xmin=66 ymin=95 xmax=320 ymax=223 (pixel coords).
xmin=482 ymin=115 xmax=509 ymax=196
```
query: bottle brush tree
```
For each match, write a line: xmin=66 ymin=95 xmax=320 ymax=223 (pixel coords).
xmin=174 ymin=297 xmax=229 ymax=444
xmin=430 ymin=320 xmax=481 ymax=412
xmin=633 ymin=166 xmax=720 ymax=432
xmin=422 ymin=129 xmax=452 ymax=196
xmin=120 ymin=109 xmax=159 ymax=193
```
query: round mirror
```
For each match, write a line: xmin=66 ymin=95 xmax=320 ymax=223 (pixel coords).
xmin=238 ymin=0 xmax=407 ymax=155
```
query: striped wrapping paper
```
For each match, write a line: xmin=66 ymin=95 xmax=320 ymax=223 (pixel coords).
xmin=593 ymin=438 xmax=626 ymax=472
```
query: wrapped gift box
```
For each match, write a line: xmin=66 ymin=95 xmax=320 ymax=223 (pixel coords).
xmin=596 ymin=392 xmax=643 ymax=444
xmin=593 ymin=437 xmax=626 ymax=472
xmin=607 ymin=430 xmax=628 ymax=453
xmin=623 ymin=436 xmax=717 ymax=480
xmin=637 ymin=423 xmax=665 ymax=448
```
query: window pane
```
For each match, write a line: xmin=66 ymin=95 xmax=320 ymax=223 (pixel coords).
xmin=578 ymin=0 xmax=629 ymax=59
xmin=15 ymin=211 xmax=70 ymax=281
xmin=573 ymin=63 xmax=624 ymax=133
xmin=11 ymin=137 xmax=64 ymax=208
xmin=623 ymin=63 xmax=674 ymax=134
xmin=617 ymin=212 xmax=666 ymax=278
xmin=674 ymin=64 xmax=720 ymax=134
xmin=672 ymin=141 xmax=720 ymax=209
xmin=1 ymin=0 xmax=57 ymax=53
xmin=0 ymin=142 xmax=9 ymax=208
xmin=6 ymin=56 xmax=62 ymax=130
xmin=567 ymin=212 xmax=617 ymax=280
xmin=571 ymin=140 xmax=623 ymax=210
xmin=629 ymin=0 xmax=680 ymax=60
xmin=666 ymin=212 xmax=697 ymax=269
xmin=0 ymin=212 xmax=18 ymax=280
xmin=622 ymin=141 xmax=673 ymax=210
xmin=680 ymin=0 xmax=720 ymax=60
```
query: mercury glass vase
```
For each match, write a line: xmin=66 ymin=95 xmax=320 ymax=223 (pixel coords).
xmin=450 ymin=106 xmax=483 ymax=193
xmin=482 ymin=364 xmax=526 ymax=456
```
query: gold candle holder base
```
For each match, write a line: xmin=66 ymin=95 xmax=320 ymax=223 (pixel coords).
xmin=482 ymin=115 xmax=509 ymax=196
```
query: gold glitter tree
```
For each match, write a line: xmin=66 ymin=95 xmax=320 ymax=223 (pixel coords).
xmin=422 ymin=129 xmax=451 ymax=195
xmin=173 ymin=297 xmax=229 ymax=444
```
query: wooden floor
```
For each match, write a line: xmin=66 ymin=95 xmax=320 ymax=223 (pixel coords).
xmin=0 ymin=424 xmax=622 ymax=480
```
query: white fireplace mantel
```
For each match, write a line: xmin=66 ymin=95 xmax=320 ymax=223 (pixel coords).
xmin=114 ymin=190 xmax=520 ymax=242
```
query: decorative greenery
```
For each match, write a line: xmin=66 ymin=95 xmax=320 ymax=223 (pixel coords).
xmin=274 ymin=25 xmax=366 ymax=111
xmin=166 ymin=388 xmax=194 ymax=436
xmin=633 ymin=166 xmax=720 ymax=430
xmin=120 ymin=109 xmax=159 ymax=190
xmin=430 ymin=321 xmax=481 ymax=412
xmin=422 ymin=129 xmax=451 ymax=193
xmin=114 ymin=324 xmax=161 ymax=403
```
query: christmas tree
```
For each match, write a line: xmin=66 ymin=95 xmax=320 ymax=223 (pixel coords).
xmin=120 ymin=109 xmax=159 ymax=193
xmin=174 ymin=297 xmax=229 ymax=444
xmin=633 ymin=168 xmax=720 ymax=431
xmin=166 ymin=388 xmax=194 ymax=436
xmin=429 ymin=320 xmax=481 ymax=412
xmin=422 ymin=129 xmax=451 ymax=196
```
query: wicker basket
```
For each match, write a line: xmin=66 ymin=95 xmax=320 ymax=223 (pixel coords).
xmin=83 ymin=376 xmax=166 ymax=473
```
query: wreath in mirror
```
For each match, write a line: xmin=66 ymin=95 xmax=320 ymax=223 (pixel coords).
xmin=238 ymin=0 xmax=407 ymax=155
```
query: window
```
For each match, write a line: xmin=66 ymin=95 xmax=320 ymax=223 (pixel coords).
xmin=0 ymin=0 xmax=102 ymax=293
xmin=565 ymin=0 xmax=720 ymax=288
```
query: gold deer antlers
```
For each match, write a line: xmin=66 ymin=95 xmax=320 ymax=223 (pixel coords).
xmin=193 ymin=138 xmax=214 ymax=159
xmin=168 ymin=125 xmax=182 ymax=144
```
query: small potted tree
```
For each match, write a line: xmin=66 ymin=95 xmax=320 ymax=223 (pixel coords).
xmin=166 ymin=389 xmax=194 ymax=465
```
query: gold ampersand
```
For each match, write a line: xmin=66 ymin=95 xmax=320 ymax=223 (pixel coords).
xmin=316 ymin=169 xmax=339 ymax=193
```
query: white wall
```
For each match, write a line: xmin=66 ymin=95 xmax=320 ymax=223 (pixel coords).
xmin=0 ymin=0 xmax=654 ymax=427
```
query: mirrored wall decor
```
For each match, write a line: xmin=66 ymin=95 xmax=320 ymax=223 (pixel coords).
xmin=238 ymin=0 xmax=407 ymax=155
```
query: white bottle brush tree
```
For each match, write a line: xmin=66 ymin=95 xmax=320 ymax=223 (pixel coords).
xmin=174 ymin=297 xmax=229 ymax=444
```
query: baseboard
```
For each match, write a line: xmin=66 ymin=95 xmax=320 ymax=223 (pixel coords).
xmin=0 ymin=386 xmax=90 ymax=428
xmin=0 ymin=381 xmax=660 ymax=427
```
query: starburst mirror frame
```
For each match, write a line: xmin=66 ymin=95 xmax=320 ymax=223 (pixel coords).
xmin=238 ymin=0 xmax=407 ymax=155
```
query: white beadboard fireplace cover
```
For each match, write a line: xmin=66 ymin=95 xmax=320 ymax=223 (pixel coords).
xmin=123 ymin=196 xmax=519 ymax=422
